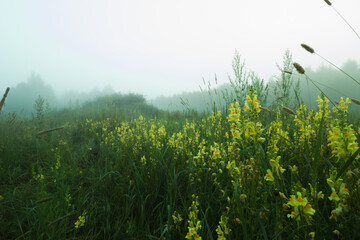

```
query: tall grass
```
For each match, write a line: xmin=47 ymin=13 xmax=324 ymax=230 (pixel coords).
xmin=1 ymin=82 xmax=359 ymax=239
xmin=0 ymin=88 xmax=10 ymax=113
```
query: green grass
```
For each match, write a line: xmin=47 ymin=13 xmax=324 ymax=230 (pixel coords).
xmin=1 ymin=90 xmax=359 ymax=239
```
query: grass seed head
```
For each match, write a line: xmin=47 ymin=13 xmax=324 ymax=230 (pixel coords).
xmin=293 ymin=62 xmax=305 ymax=74
xmin=301 ymin=44 xmax=315 ymax=54
xmin=282 ymin=106 xmax=295 ymax=115
xmin=0 ymin=87 xmax=10 ymax=112
xmin=324 ymin=0 xmax=332 ymax=6
xmin=351 ymin=98 xmax=360 ymax=105
xmin=259 ymin=106 xmax=271 ymax=112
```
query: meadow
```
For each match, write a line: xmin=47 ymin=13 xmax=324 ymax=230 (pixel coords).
xmin=1 ymin=69 xmax=360 ymax=239
xmin=1 ymin=1 xmax=360 ymax=238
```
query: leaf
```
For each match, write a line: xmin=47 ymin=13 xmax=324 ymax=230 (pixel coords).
xmin=336 ymin=147 xmax=360 ymax=180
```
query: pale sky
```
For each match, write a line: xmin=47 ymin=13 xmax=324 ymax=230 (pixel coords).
xmin=1 ymin=0 xmax=359 ymax=99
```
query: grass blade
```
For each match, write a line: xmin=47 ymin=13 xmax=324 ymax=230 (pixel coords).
xmin=336 ymin=148 xmax=360 ymax=180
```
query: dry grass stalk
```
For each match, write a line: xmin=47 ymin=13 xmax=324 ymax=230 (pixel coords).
xmin=293 ymin=62 xmax=305 ymax=74
xmin=0 ymin=87 xmax=10 ymax=112
xmin=282 ymin=106 xmax=295 ymax=115
xmin=37 ymin=127 xmax=64 ymax=136
xmin=33 ymin=196 xmax=54 ymax=205
xmin=283 ymin=70 xmax=293 ymax=75
xmin=300 ymin=43 xmax=360 ymax=85
xmin=16 ymin=211 xmax=77 ymax=239
xmin=351 ymin=98 xmax=360 ymax=105
xmin=259 ymin=106 xmax=271 ymax=112
xmin=324 ymin=0 xmax=332 ymax=6
xmin=324 ymin=0 xmax=360 ymax=40
xmin=15 ymin=230 xmax=32 ymax=240
xmin=48 ymin=211 xmax=77 ymax=227
xmin=301 ymin=43 xmax=315 ymax=54
xmin=315 ymin=53 xmax=360 ymax=86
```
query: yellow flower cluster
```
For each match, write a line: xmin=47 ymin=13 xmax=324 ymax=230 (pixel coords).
xmin=204 ymin=111 xmax=224 ymax=140
xmin=328 ymin=98 xmax=359 ymax=161
xmin=172 ymin=211 xmax=183 ymax=225
xmin=168 ymin=120 xmax=199 ymax=159
xmin=327 ymin=172 xmax=350 ymax=221
xmin=244 ymin=90 xmax=260 ymax=115
xmin=32 ymin=166 xmax=44 ymax=182
xmin=337 ymin=97 xmax=351 ymax=112
xmin=86 ymin=116 xmax=168 ymax=161
xmin=75 ymin=211 xmax=86 ymax=229
xmin=265 ymin=111 xmax=288 ymax=184
xmin=193 ymin=139 xmax=207 ymax=168
xmin=186 ymin=195 xmax=202 ymax=240
xmin=52 ymin=147 xmax=61 ymax=170
xmin=216 ymin=215 xmax=230 ymax=240
xmin=62 ymin=91 xmax=359 ymax=237
xmin=65 ymin=193 xmax=71 ymax=207
xmin=314 ymin=95 xmax=331 ymax=122
xmin=287 ymin=192 xmax=315 ymax=223
xmin=328 ymin=125 xmax=359 ymax=161
xmin=293 ymin=104 xmax=315 ymax=152
xmin=149 ymin=123 xmax=167 ymax=150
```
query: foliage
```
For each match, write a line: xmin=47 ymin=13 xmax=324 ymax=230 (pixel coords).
xmin=4 ymin=74 xmax=56 ymax=116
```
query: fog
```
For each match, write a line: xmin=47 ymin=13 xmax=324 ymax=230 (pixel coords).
xmin=1 ymin=0 xmax=360 ymax=101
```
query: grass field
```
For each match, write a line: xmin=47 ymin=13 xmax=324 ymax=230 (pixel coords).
xmin=1 ymin=2 xmax=360 ymax=236
xmin=1 ymin=85 xmax=359 ymax=239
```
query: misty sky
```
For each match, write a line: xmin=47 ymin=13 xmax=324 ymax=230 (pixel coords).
xmin=1 ymin=0 xmax=359 ymax=99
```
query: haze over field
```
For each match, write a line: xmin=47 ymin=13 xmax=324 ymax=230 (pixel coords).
xmin=1 ymin=0 xmax=360 ymax=99
xmin=2 ymin=2 xmax=360 ymax=239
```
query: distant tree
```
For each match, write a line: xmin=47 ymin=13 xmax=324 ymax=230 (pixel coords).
xmin=5 ymin=73 xmax=55 ymax=115
xmin=296 ymin=59 xmax=360 ymax=109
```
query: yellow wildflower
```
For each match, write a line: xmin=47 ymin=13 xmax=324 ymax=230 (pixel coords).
xmin=328 ymin=190 xmax=340 ymax=201
xmin=75 ymin=214 xmax=86 ymax=229
xmin=264 ymin=169 xmax=274 ymax=182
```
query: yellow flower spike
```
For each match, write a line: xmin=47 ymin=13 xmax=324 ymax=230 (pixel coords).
xmin=287 ymin=192 xmax=315 ymax=222
xmin=74 ymin=214 xmax=86 ymax=229
xmin=186 ymin=195 xmax=202 ymax=240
